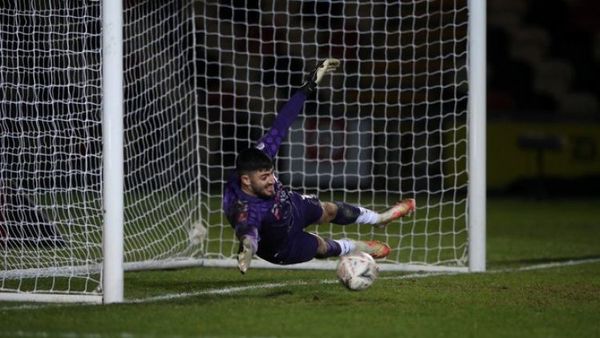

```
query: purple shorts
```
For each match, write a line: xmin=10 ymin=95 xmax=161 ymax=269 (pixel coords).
xmin=256 ymin=192 xmax=323 ymax=265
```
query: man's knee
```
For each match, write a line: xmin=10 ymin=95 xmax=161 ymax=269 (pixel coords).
xmin=313 ymin=235 xmax=329 ymax=258
xmin=319 ymin=202 xmax=338 ymax=224
xmin=319 ymin=201 xmax=361 ymax=225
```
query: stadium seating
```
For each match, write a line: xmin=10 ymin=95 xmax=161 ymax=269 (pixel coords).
xmin=487 ymin=0 xmax=599 ymax=120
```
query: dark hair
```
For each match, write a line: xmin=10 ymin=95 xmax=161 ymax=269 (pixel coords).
xmin=236 ymin=148 xmax=274 ymax=175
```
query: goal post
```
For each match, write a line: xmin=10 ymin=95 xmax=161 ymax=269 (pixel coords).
xmin=0 ymin=0 xmax=485 ymax=303
xmin=102 ymin=0 xmax=125 ymax=304
xmin=468 ymin=0 xmax=487 ymax=272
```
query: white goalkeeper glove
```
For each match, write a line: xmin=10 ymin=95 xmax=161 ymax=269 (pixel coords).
xmin=237 ymin=236 xmax=255 ymax=274
xmin=302 ymin=58 xmax=340 ymax=93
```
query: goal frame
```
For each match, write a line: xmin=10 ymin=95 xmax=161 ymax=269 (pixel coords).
xmin=98 ymin=0 xmax=487 ymax=298
xmin=0 ymin=0 xmax=486 ymax=304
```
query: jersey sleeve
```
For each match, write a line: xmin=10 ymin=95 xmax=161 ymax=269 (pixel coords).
xmin=228 ymin=200 xmax=261 ymax=251
xmin=256 ymin=89 xmax=308 ymax=158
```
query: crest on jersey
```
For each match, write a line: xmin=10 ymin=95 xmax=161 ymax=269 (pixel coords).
xmin=270 ymin=186 xmax=291 ymax=222
xmin=235 ymin=200 xmax=249 ymax=224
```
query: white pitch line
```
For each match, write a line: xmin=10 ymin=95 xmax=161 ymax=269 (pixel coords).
xmin=128 ymin=282 xmax=310 ymax=303
xmin=500 ymin=257 xmax=600 ymax=272
xmin=1 ymin=257 xmax=599 ymax=311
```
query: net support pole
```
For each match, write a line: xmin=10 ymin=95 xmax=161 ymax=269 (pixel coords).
xmin=467 ymin=0 xmax=486 ymax=272
xmin=102 ymin=0 xmax=124 ymax=303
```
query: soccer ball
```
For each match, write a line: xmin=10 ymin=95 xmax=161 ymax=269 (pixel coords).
xmin=336 ymin=252 xmax=379 ymax=291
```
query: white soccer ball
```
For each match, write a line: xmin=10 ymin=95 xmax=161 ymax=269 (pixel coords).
xmin=336 ymin=252 xmax=379 ymax=291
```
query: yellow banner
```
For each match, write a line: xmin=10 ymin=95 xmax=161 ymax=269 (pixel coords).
xmin=487 ymin=122 xmax=600 ymax=190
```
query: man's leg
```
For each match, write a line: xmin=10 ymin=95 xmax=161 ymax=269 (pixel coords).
xmin=257 ymin=231 xmax=390 ymax=263
xmin=319 ymin=199 xmax=416 ymax=227
xmin=277 ymin=192 xmax=396 ymax=262
xmin=257 ymin=232 xmax=320 ymax=265
xmin=313 ymin=234 xmax=391 ymax=259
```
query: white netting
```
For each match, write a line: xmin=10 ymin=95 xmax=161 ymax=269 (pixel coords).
xmin=0 ymin=1 xmax=104 ymax=296
xmin=0 ymin=1 xmax=198 ymax=299
xmin=1 ymin=0 xmax=471 ymax=302
xmin=122 ymin=1 xmax=198 ymax=264
xmin=197 ymin=0 xmax=470 ymax=267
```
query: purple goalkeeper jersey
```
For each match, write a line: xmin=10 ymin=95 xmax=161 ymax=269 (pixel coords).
xmin=222 ymin=90 xmax=308 ymax=250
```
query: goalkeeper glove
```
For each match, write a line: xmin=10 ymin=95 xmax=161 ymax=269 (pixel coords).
xmin=237 ymin=236 xmax=256 ymax=274
xmin=302 ymin=58 xmax=340 ymax=93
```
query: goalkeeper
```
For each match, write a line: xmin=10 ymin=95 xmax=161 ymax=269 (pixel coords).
xmin=223 ymin=58 xmax=416 ymax=274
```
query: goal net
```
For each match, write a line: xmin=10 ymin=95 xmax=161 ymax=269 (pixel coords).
xmin=0 ymin=0 xmax=198 ymax=302
xmin=196 ymin=0 xmax=471 ymax=271
xmin=0 ymin=0 xmax=478 ymax=302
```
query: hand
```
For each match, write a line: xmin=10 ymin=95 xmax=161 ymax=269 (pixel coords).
xmin=237 ymin=236 xmax=254 ymax=274
xmin=303 ymin=58 xmax=340 ymax=92
xmin=314 ymin=58 xmax=340 ymax=85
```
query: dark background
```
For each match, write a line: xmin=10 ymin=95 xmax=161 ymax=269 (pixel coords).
xmin=1 ymin=0 xmax=599 ymax=200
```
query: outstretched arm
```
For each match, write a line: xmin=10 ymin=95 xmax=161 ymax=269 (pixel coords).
xmin=237 ymin=234 xmax=256 ymax=274
xmin=256 ymin=90 xmax=308 ymax=158
xmin=256 ymin=58 xmax=340 ymax=158
xmin=228 ymin=201 xmax=261 ymax=274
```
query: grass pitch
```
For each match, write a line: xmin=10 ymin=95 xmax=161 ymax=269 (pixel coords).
xmin=1 ymin=198 xmax=599 ymax=338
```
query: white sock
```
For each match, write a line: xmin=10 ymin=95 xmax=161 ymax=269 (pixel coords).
xmin=334 ymin=239 xmax=356 ymax=256
xmin=355 ymin=207 xmax=380 ymax=224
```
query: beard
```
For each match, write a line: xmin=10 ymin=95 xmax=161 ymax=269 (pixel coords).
xmin=254 ymin=184 xmax=275 ymax=199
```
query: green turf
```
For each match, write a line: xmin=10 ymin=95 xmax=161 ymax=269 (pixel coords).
xmin=1 ymin=198 xmax=599 ymax=338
